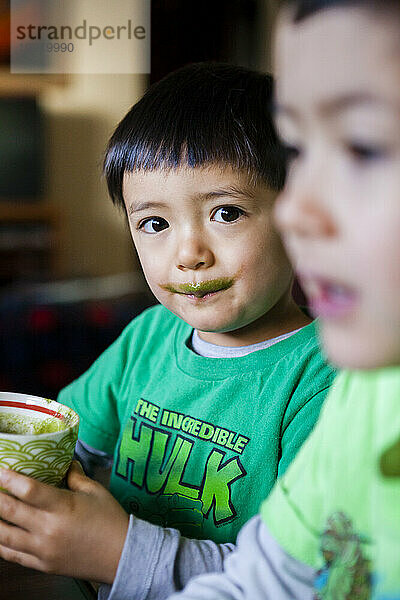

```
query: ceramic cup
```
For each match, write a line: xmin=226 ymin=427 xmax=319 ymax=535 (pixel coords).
xmin=0 ymin=392 xmax=79 ymax=486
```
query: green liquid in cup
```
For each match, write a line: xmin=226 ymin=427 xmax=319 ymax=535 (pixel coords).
xmin=0 ymin=412 xmax=67 ymax=435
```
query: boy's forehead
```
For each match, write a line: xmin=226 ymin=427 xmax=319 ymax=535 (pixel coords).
xmin=274 ymin=7 xmax=400 ymax=117
xmin=123 ymin=166 xmax=270 ymax=201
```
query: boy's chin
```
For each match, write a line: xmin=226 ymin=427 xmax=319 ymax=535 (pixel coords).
xmin=321 ymin=327 xmax=400 ymax=371
xmin=166 ymin=304 xmax=238 ymax=334
xmin=184 ymin=317 xmax=237 ymax=335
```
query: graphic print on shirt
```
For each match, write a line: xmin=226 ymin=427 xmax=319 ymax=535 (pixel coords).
xmin=114 ymin=398 xmax=249 ymax=535
xmin=314 ymin=512 xmax=372 ymax=600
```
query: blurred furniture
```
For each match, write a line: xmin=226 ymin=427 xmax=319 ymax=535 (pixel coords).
xmin=0 ymin=558 xmax=97 ymax=600
xmin=0 ymin=71 xmax=65 ymax=286
xmin=0 ymin=201 xmax=61 ymax=287
xmin=0 ymin=273 xmax=154 ymax=399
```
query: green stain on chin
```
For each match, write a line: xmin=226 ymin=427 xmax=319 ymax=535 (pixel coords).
xmin=163 ymin=278 xmax=234 ymax=295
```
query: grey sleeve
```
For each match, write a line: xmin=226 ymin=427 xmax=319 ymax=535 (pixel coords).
xmin=167 ymin=516 xmax=316 ymax=600
xmin=98 ymin=515 xmax=235 ymax=600
xmin=74 ymin=439 xmax=113 ymax=486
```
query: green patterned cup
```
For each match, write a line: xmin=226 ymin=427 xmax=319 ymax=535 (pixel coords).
xmin=0 ymin=392 xmax=79 ymax=486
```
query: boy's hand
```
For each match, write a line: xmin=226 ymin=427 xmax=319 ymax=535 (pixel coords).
xmin=0 ymin=461 xmax=129 ymax=583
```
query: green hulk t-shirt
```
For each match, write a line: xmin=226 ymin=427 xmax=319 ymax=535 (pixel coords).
xmin=59 ymin=304 xmax=335 ymax=544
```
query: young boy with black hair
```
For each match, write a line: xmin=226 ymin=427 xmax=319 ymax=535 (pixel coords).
xmin=0 ymin=63 xmax=335 ymax=599
xmin=166 ymin=4 xmax=400 ymax=599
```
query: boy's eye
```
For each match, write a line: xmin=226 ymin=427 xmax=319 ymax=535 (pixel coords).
xmin=348 ymin=143 xmax=385 ymax=162
xmin=283 ymin=144 xmax=301 ymax=163
xmin=139 ymin=217 xmax=169 ymax=233
xmin=211 ymin=206 xmax=244 ymax=223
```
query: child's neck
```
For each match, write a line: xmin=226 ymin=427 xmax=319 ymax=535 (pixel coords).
xmin=197 ymin=297 xmax=312 ymax=348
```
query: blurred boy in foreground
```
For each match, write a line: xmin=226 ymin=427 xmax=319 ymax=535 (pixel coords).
xmin=168 ymin=1 xmax=400 ymax=598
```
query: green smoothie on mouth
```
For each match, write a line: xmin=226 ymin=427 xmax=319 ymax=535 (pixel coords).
xmin=0 ymin=412 xmax=67 ymax=435
xmin=162 ymin=277 xmax=234 ymax=296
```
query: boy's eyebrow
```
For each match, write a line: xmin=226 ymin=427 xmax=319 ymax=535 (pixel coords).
xmin=129 ymin=201 xmax=168 ymax=215
xmin=197 ymin=185 xmax=256 ymax=201
xmin=274 ymin=93 xmax=398 ymax=120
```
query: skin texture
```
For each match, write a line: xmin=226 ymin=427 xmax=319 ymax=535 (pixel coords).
xmin=273 ymin=7 xmax=400 ymax=369
xmin=124 ymin=165 xmax=310 ymax=346
xmin=0 ymin=462 xmax=129 ymax=583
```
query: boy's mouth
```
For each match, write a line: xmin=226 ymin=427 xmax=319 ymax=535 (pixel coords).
xmin=161 ymin=278 xmax=234 ymax=298
xmin=299 ymin=273 xmax=359 ymax=319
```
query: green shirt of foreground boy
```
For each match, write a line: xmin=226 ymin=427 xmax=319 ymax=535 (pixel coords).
xmin=0 ymin=63 xmax=334 ymax=598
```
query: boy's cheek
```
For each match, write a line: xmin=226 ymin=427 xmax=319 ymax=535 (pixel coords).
xmin=320 ymin=307 xmax=400 ymax=370
xmin=135 ymin=253 xmax=163 ymax=287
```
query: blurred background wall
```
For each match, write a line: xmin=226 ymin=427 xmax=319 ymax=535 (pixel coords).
xmin=0 ymin=0 xmax=281 ymax=397
xmin=41 ymin=75 xmax=146 ymax=279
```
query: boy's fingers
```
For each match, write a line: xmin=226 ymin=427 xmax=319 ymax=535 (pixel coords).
xmin=68 ymin=460 xmax=85 ymax=479
xmin=0 ymin=543 xmax=42 ymax=573
xmin=67 ymin=460 xmax=96 ymax=493
xmin=0 ymin=518 xmax=33 ymax=555
xmin=0 ymin=469 xmax=60 ymax=510
xmin=0 ymin=490 xmax=36 ymax=531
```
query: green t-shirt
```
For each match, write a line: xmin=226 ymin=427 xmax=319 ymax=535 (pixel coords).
xmin=59 ymin=304 xmax=335 ymax=545
xmin=261 ymin=367 xmax=400 ymax=599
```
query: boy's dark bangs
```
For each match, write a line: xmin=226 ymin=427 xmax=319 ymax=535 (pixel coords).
xmin=105 ymin=130 xmax=278 ymax=208
xmin=105 ymin=120 xmax=285 ymax=208
xmin=107 ymin=126 xmax=261 ymax=171
xmin=104 ymin=63 xmax=286 ymax=208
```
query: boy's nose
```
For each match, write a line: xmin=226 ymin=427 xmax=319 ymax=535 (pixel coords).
xmin=274 ymin=184 xmax=336 ymax=239
xmin=176 ymin=238 xmax=214 ymax=271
